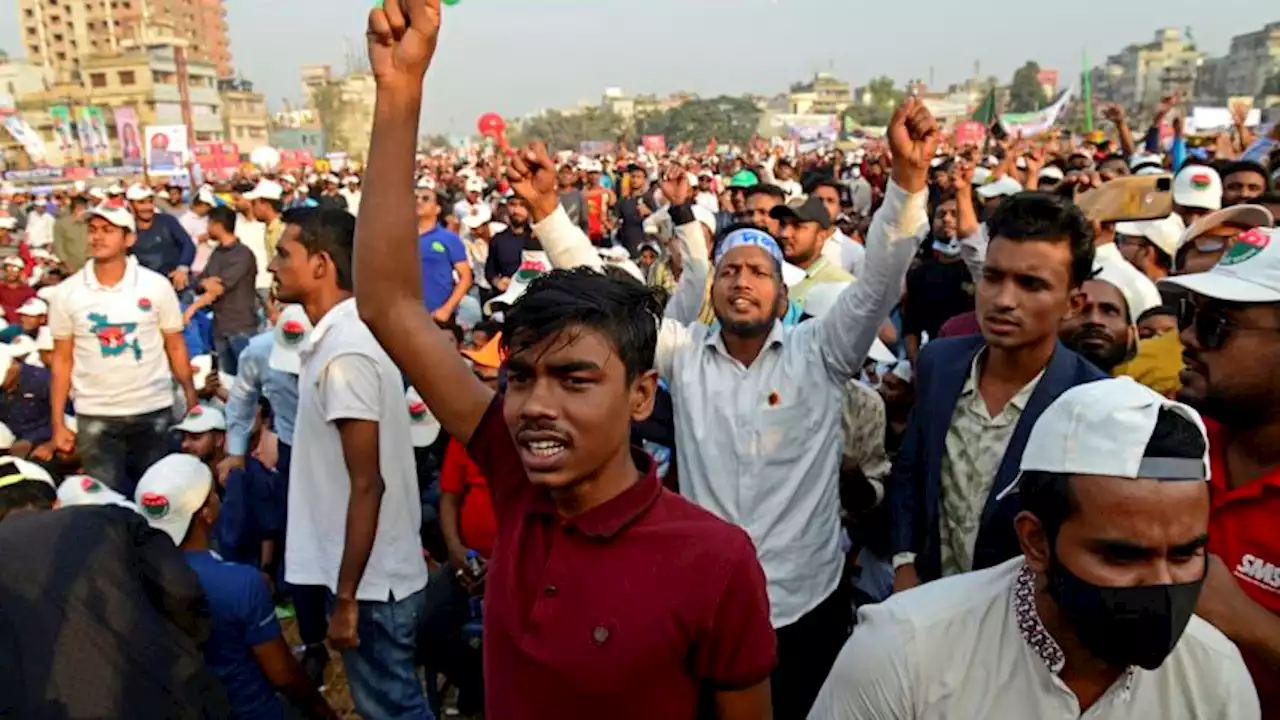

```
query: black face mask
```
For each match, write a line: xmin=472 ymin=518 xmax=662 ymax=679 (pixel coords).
xmin=1047 ymin=553 xmax=1206 ymax=671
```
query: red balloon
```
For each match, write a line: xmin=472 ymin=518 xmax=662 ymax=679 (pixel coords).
xmin=477 ymin=113 xmax=506 ymax=139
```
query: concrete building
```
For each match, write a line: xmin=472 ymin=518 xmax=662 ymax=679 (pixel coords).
xmin=0 ymin=58 xmax=53 ymax=104
xmin=1224 ymin=22 xmax=1280 ymax=100
xmin=268 ymin=127 xmax=325 ymax=157
xmin=300 ymin=64 xmax=376 ymax=161
xmin=1092 ymin=28 xmax=1205 ymax=114
xmin=788 ymin=72 xmax=852 ymax=115
xmin=15 ymin=0 xmax=233 ymax=83
xmin=218 ymin=78 xmax=269 ymax=155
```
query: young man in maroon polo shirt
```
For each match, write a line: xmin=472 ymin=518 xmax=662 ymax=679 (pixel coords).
xmin=354 ymin=3 xmax=776 ymax=719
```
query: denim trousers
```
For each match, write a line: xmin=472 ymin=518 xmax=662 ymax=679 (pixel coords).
xmin=76 ymin=408 xmax=173 ymax=497
xmin=215 ymin=332 xmax=255 ymax=376
xmin=329 ymin=588 xmax=434 ymax=720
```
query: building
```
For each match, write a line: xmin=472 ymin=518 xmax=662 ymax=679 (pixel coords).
xmin=2 ymin=43 xmax=224 ymax=167
xmin=788 ymin=72 xmax=852 ymax=115
xmin=1091 ymin=28 xmax=1205 ymax=114
xmin=0 ymin=58 xmax=53 ymax=104
xmin=1223 ymin=22 xmax=1280 ymax=100
xmin=268 ymin=127 xmax=325 ymax=158
xmin=15 ymin=0 xmax=233 ymax=83
xmin=300 ymin=65 xmax=376 ymax=161
xmin=218 ymin=78 xmax=269 ymax=155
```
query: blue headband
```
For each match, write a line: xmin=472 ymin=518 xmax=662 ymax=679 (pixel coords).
xmin=714 ymin=227 xmax=784 ymax=267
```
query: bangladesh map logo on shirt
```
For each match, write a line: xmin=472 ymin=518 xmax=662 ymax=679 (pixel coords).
xmin=1220 ymin=228 xmax=1271 ymax=267
xmin=88 ymin=312 xmax=142 ymax=361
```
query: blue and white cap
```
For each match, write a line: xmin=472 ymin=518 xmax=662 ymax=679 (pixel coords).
xmin=714 ymin=227 xmax=784 ymax=267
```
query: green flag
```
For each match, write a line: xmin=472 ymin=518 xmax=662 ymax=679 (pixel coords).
xmin=1082 ymin=48 xmax=1093 ymax=133
xmin=972 ymin=89 xmax=998 ymax=126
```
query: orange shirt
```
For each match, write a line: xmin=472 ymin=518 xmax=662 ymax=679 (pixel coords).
xmin=439 ymin=438 xmax=497 ymax=559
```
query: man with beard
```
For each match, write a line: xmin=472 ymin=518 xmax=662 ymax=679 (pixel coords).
xmin=902 ymin=195 xmax=974 ymax=365
xmin=771 ymin=195 xmax=851 ymax=305
xmin=556 ymin=164 xmax=588 ymax=235
xmin=1221 ymin=161 xmax=1271 ymax=207
xmin=746 ymin=184 xmax=786 ymax=238
xmin=813 ymin=378 xmax=1258 ymax=719
xmin=1058 ymin=263 xmax=1139 ymax=374
xmin=485 ymin=197 xmax=540 ymax=291
xmin=1161 ymin=227 xmax=1280 ymax=712
xmin=813 ymin=179 xmax=866 ymax=278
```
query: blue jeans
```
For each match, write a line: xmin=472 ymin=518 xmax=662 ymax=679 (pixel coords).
xmin=329 ymin=589 xmax=433 ymax=720
xmin=76 ymin=409 xmax=173 ymax=497
xmin=215 ymin=332 xmax=255 ymax=376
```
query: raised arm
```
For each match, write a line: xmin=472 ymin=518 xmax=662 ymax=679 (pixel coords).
xmin=354 ymin=0 xmax=493 ymax=445
xmin=515 ymin=143 xmax=604 ymax=272
xmin=658 ymin=170 xmax=711 ymax=326
xmin=816 ymin=98 xmax=934 ymax=380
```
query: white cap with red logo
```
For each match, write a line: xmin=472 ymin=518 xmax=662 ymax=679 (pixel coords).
xmin=86 ymin=197 xmax=137 ymax=232
xmin=1164 ymin=227 xmax=1280 ymax=303
xmin=1172 ymin=166 xmax=1222 ymax=212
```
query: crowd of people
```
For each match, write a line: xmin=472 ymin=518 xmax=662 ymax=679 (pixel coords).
xmin=2 ymin=2 xmax=1280 ymax=718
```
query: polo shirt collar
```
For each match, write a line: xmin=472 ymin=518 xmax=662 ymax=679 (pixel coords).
xmin=303 ymin=298 xmax=356 ymax=354
xmin=1206 ymin=419 xmax=1280 ymax=504
xmin=804 ymin=256 xmax=832 ymax=279
xmin=529 ymin=449 xmax=663 ymax=539
xmin=83 ymin=256 xmax=140 ymax=291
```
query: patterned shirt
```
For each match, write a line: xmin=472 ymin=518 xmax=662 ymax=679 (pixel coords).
xmin=938 ymin=351 xmax=1043 ymax=576
xmin=841 ymin=379 xmax=892 ymax=500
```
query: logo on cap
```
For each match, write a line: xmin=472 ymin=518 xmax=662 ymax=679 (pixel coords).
xmin=140 ymin=491 xmax=170 ymax=519
xmin=1219 ymin=228 xmax=1271 ymax=267
xmin=1190 ymin=173 xmax=1212 ymax=191
xmin=80 ymin=476 xmax=101 ymax=493
xmin=137 ymin=298 xmax=152 ymax=312
xmin=408 ymin=400 xmax=428 ymax=422
xmin=188 ymin=406 xmax=204 ymax=417
xmin=281 ymin=320 xmax=306 ymax=344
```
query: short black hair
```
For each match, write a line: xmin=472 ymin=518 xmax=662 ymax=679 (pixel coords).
xmin=1221 ymin=160 xmax=1271 ymax=187
xmin=281 ymin=207 xmax=356 ymax=291
xmin=986 ymin=191 xmax=1095 ymax=287
xmin=208 ymin=205 xmax=237 ymax=234
xmin=472 ymin=319 xmax=501 ymax=339
xmin=746 ymin=184 xmax=786 ymax=203
xmin=69 ymin=194 xmax=89 ymax=211
xmin=435 ymin=317 xmax=463 ymax=344
xmin=501 ymin=267 xmax=663 ymax=383
xmin=805 ymin=178 xmax=844 ymax=197
xmin=0 ymin=481 xmax=55 ymax=522
xmin=1020 ymin=407 xmax=1206 ymax=542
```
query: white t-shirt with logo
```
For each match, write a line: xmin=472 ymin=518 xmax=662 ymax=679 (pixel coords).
xmin=285 ymin=298 xmax=428 ymax=602
xmin=48 ymin=257 xmax=183 ymax=417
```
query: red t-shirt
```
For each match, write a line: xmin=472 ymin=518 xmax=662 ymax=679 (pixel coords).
xmin=0 ymin=281 xmax=35 ymax=323
xmin=439 ymin=438 xmax=496 ymax=559
xmin=584 ymin=189 xmax=606 ymax=243
xmin=1206 ymin=419 xmax=1280 ymax=709
xmin=466 ymin=397 xmax=776 ymax=720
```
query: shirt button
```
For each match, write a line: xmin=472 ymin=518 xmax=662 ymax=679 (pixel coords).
xmin=592 ymin=626 xmax=609 ymax=644
xmin=543 ymin=585 xmax=558 ymax=597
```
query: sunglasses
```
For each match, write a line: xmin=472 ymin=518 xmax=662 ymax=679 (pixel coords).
xmin=1177 ymin=297 xmax=1280 ymax=350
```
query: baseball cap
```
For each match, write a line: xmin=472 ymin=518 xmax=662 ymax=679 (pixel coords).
xmin=86 ymin=197 xmax=137 ymax=232
xmin=461 ymin=204 xmax=493 ymax=230
xmin=106 ymin=183 xmax=124 ymax=196
xmin=134 ymin=454 xmax=214 ymax=544
xmin=728 ymin=170 xmax=759 ymax=189
xmin=1002 ymin=378 xmax=1208 ymax=501
xmin=124 ymin=183 xmax=154 ymax=201
xmin=482 ymin=251 xmax=553 ymax=315
xmin=173 ymin=405 xmax=227 ymax=434
xmin=243 ymin=179 xmax=284 ymax=202
xmin=0 ymin=456 xmax=55 ymax=490
xmin=465 ymin=176 xmax=486 ymax=194
xmin=1038 ymin=166 xmax=1065 ymax=182
xmin=1116 ymin=215 xmax=1186 ymax=258
xmin=971 ymin=167 xmax=993 ymax=186
xmin=770 ymin=195 xmax=832 ymax=230
xmin=1164 ymin=227 xmax=1280 ymax=303
xmin=597 ymin=246 xmax=646 ymax=282
xmin=269 ymin=304 xmax=313 ymax=375
xmin=2 ymin=256 xmax=24 ymax=269
xmin=976 ymin=176 xmax=1023 ymax=199
xmin=57 ymin=475 xmax=137 ymax=512
xmin=87 ymin=187 xmax=107 ymax=202
xmin=1172 ymin=166 xmax=1222 ymax=211
xmin=189 ymin=354 xmax=214 ymax=392
xmin=800 ymin=282 xmax=896 ymax=363
xmin=1175 ymin=204 xmax=1275 ymax=257
xmin=1092 ymin=254 xmax=1161 ymax=322
xmin=17 ymin=298 xmax=47 ymax=317
xmin=406 ymin=387 xmax=441 ymax=447
xmin=193 ymin=188 xmax=217 ymax=206
xmin=342 ymin=175 xmax=359 ymax=185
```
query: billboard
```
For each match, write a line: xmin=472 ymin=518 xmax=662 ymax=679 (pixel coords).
xmin=112 ymin=106 xmax=143 ymax=165
xmin=144 ymin=125 xmax=190 ymax=176
xmin=49 ymin=105 xmax=77 ymax=160
xmin=76 ymin=106 xmax=111 ymax=166
xmin=192 ymin=141 xmax=241 ymax=179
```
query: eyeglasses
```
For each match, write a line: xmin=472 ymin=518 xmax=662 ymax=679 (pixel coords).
xmin=1177 ymin=297 xmax=1280 ymax=350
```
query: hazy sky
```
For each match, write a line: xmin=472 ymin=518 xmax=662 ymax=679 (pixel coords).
xmin=1 ymin=1 xmax=1272 ymax=134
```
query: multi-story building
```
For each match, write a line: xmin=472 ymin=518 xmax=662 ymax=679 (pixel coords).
xmin=15 ymin=0 xmax=233 ymax=83
xmin=788 ymin=72 xmax=852 ymax=115
xmin=300 ymin=64 xmax=375 ymax=161
xmin=1092 ymin=28 xmax=1205 ymax=114
xmin=218 ymin=77 xmax=269 ymax=155
xmin=1224 ymin=22 xmax=1280 ymax=100
xmin=0 ymin=57 xmax=53 ymax=103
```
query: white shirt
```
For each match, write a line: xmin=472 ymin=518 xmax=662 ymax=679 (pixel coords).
xmin=340 ymin=189 xmax=362 ymax=217
xmin=234 ymin=215 xmax=273 ymax=291
xmin=285 ymin=298 xmax=429 ymax=602
xmin=821 ymin=228 xmax=867 ymax=279
xmin=24 ymin=210 xmax=54 ymax=249
xmin=810 ymin=557 xmax=1259 ymax=720
xmin=48 ymin=257 xmax=183 ymax=416
xmin=535 ymin=181 xmax=927 ymax=626
xmin=695 ymin=191 xmax=720 ymax=215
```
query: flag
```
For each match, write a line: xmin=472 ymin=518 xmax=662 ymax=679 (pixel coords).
xmin=972 ymin=89 xmax=998 ymax=126
xmin=1082 ymin=48 xmax=1093 ymax=133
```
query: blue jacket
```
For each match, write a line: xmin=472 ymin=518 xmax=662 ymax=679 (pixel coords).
xmin=131 ymin=212 xmax=195 ymax=276
xmin=888 ymin=335 xmax=1106 ymax=582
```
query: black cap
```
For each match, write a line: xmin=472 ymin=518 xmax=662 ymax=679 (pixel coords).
xmin=770 ymin=195 xmax=831 ymax=230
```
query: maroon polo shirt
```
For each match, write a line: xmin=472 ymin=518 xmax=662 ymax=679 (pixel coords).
xmin=468 ymin=397 xmax=776 ymax=720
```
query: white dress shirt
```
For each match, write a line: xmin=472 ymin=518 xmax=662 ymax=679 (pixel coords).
xmin=821 ymin=228 xmax=867 ymax=279
xmin=810 ymin=557 xmax=1259 ymax=719
xmin=535 ymin=181 xmax=927 ymax=626
xmin=24 ymin=210 xmax=54 ymax=249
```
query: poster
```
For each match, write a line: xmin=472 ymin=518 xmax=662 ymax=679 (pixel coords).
xmin=641 ymin=135 xmax=667 ymax=154
xmin=952 ymin=120 xmax=986 ymax=148
xmin=113 ymin=106 xmax=143 ymax=165
xmin=144 ymin=124 xmax=190 ymax=176
xmin=49 ymin=105 xmax=77 ymax=159
xmin=76 ymin=106 xmax=111 ymax=166
xmin=0 ymin=110 xmax=50 ymax=165
xmin=192 ymin=141 xmax=240 ymax=179
xmin=279 ymin=149 xmax=314 ymax=170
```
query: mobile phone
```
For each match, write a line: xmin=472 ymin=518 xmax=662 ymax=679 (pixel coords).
xmin=1075 ymin=175 xmax=1174 ymax=223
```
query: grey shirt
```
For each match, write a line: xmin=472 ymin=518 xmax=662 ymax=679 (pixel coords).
xmin=201 ymin=241 xmax=259 ymax=338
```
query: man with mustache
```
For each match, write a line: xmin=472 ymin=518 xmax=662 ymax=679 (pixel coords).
xmin=889 ymin=191 xmax=1107 ymax=592
xmin=1059 ymin=262 xmax=1147 ymax=375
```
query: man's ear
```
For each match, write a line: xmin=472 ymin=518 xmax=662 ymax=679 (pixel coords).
xmin=1067 ymin=288 xmax=1086 ymax=319
xmin=629 ymin=369 xmax=659 ymax=424
xmin=1015 ymin=510 xmax=1052 ymax=574
xmin=776 ymin=281 xmax=790 ymax=319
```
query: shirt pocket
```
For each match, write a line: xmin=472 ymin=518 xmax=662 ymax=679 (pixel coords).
xmin=756 ymin=400 xmax=817 ymax=461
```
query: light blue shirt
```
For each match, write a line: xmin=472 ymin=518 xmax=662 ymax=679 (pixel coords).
xmin=226 ymin=332 xmax=299 ymax=454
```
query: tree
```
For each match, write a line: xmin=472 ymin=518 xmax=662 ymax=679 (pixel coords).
xmin=510 ymin=106 xmax=630 ymax=151
xmin=309 ymin=83 xmax=347 ymax=153
xmin=636 ymin=96 xmax=762 ymax=148
xmin=1008 ymin=61 xmax=1049 ymax=113
xmin=419 ymin=134 xmax=452 ymax=150
xmin=841 ymin=75 xmax=903 ymax=129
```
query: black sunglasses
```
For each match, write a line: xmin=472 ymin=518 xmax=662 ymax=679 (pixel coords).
xmin=1177 ymin=297 xmax=1280 ymax=350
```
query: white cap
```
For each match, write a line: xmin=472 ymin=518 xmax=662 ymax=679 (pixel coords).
xmin=342 ymin=175 xmax=359 ymax=185
xmin=57 ymin=475 xmax=137 ymax=512
xmin=692 ymin=204 xmax=718 ymax=235
xmin=483 ymin=251 xmax=553 ymax=314
xmin=106 ymin=183 xmax=124 ymax=195
xmin=269 ymin=304 xmax=312 ymax=375
xmin=976 ymin=176 xmax=1023 ymax=199
xmin=135 ymin=454 xmax=214 ymax=544
xmin=189 ymin=354 xmax=214 ymax=392
xmin=1092 ymin=253 xmax=1161 ymax=322
xmin=72 ymin=180 xmax=87 ymax=193
xmin=1176 ymin=205 xmax=1275 ymax=258
xmin=323 ymin=173 xmax=340 ymax=184
xmin=1136 ymin=166 xmax=1166 ymax=177
xmin=1012 ymin=377 xmax=1208 ymax=491
xmin=0 ymin=455 xmax=55 ymax=490
xmin=407 ymin=387 xmax=441 ymax=447
xmin=194 ymin=188 xmax=217 ymax=206
xmin=1038 ymin=166 xmax=1065 ymax=182
xmin=244 ymin=179 xmax=284 ymax=202
xmin=465 ymin=176 xmax=486 ymax=195
xmin=1165 ymin=227 xmax=1280 ymax=303
xmin=597 ymin=246 xmax=646 ymax=282
xmin=1116 ymin=215 xmax=1186 ymax=258
xmin=416 ymin=176 xmax=437 ymax=191
xmin=17 ymin=298 xmax=47 ymax=317
xmin=0 ymin=423 xmax=12 ymax=450
xmin=124 ymin=183 xmax=154 ymax=201
xmin=87 ymin=187 xmax=107 ymax=202
xmin=971 ymin=167 xmax=993 ymax=186
xmin=0 ymin=217 xmax=15 ymax=231
xmin=1173 ymin=166 xmax=1222 ymax=212
xmin=461 ymin=204 xmax=493 ymax=229
xmin=86 ymin=198 xmax=137 ymax=232
xmin=173 ymin=405 xmax=227 ymax=434
xmin=1129 ymin=153 xmax=1164 ymax=170
xmin=2 ymin=256 xmax=24 ymax=269
xmin=801 ymin=281 xmax=896 ymax=363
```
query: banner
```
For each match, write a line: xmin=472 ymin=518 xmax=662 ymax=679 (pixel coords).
xmin=144 ymin=124 xmax=189 ymax=176
xmin=0 ymin=110 xmax=50 ymax=165
xmin=999 ymin=87 xmax=1074 ymax=138
xmin=76 ymin=106 xmax=111 ymax=166
xmin=192 ymin=141 xmax=240 ymax=179
xmin=641 ymin=135 xmax=667 ymax=154
xmin=953 ymin=120 xmax=986 ymax=148
xmin=579 ymin=140 xmax=615 ymax=156
xmin=49 ymin=105 xmax=78 ymax=160
xmin=279 ymin=149 xmax=314 ymax=170
xmin=113 ymin=106 xmax=142 ymax=165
